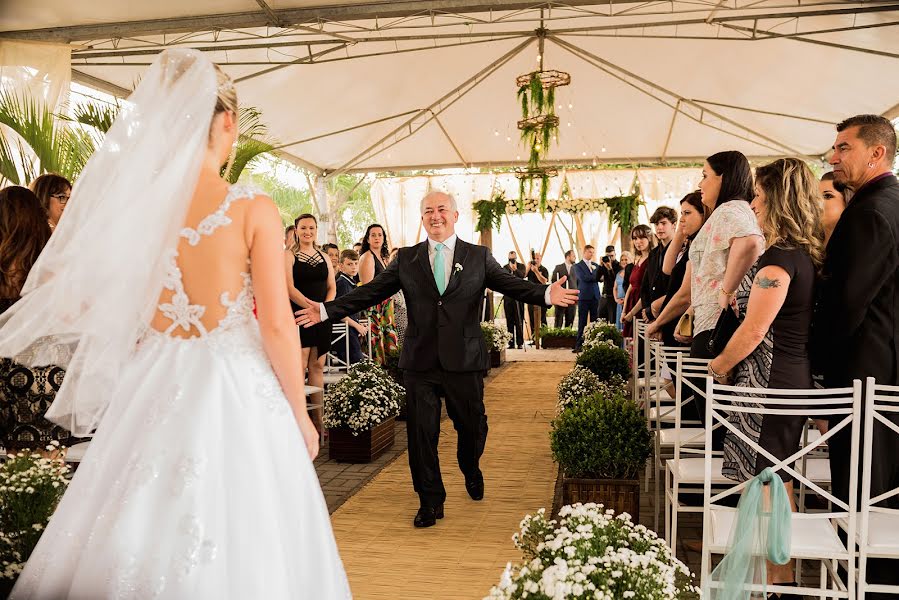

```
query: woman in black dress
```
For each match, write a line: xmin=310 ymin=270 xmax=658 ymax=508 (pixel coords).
xmin=708 ymin=158 xmax=824 ymax=592
xmin=0 ymin=186 xmax=77 ymax=452
xmin=284 ymin=213 xmax=335 ymax=431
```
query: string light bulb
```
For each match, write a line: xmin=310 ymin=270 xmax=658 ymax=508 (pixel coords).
xmin=601 ymin=146 xmax=607 ymax=152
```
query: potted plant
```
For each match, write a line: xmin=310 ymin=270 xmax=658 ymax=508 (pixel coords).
xmin=480 ymin=321 xmax=512 ymax=369
xmin=538 ymin=326 xmax=577 ymax=349
xmin=557 ymin=366 xmax=628 ymax=413
xmin=582 ymin=319 xmax=624 ymax=349
xmin=550 ymin=393 xmax=652 ymax=518
xmin=0 ymin=442 xmax=70 ymax=594
xmin=324 ymin=360 xmax=404 ymax=463
xmin=575 ymin=340 xmax=630 ymax=381
xmin=486 ymin=503 xmax=698 ymax=599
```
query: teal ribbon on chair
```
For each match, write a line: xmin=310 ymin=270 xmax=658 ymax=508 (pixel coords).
xmin=706 ymin=467 xmax=792 ymax=600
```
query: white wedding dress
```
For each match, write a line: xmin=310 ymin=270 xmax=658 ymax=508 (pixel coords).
xmin=11 ymin=185 xmax=352 ymax=599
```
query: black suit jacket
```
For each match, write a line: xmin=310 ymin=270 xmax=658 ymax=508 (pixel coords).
xmin=551 ymin=263 xmax=577 ymax=289
xmin=325 ymin=239 xmax=548 ymax=372
xmin=817 ymin=174 xmax=899 ymax=387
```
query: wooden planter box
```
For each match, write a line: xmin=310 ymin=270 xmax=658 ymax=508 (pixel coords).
xmin=561 ymin=475 xmax=640 ymax=519
xmin=328 ymin=417 xmax=396 ymax=463
xmin=489 ymin=348 xmax=506 ymax=368
xmin=541 ymin=336 xmax=576 ymax=349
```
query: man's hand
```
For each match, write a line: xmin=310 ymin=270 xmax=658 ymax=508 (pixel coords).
xmin=550 ymin=276 xmax=579 ymax=306
xmin=295 ymin=300 xmax=323 ymax=328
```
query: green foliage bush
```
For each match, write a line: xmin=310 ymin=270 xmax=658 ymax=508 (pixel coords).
xmin=538 ymin=326 xmax=577 ymax=340
xmin=550 ymin=394 xmax=652 ymax=479
xmin=575 ymin=342 xmax=630 ymax=381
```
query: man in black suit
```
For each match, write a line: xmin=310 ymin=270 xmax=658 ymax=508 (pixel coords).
xmin=503 ymin=251 xmax=526 ymax=348
xmin=297 ymin=192 xmax=578 ymax=527
xmin=551 ymin=250 xmax=578 ymax=328
xmin=817 ymin=114 xmax=899 ymax=597
xmin=571 ymin=245 xmax=601 ymax=351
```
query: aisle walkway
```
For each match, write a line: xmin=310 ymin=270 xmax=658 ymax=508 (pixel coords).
xmin=330 ymin=362 xmax=570 ymax=600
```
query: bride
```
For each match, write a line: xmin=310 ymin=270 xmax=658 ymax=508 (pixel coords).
xmin=0 ymin=50 xmax=351 ymax=598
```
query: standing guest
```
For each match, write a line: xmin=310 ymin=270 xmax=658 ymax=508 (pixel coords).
xmin=359 ymin=224 xmax=398 ymax=364
xmin=296 ymin=191 xmax=577 ymax=527
xmin=706 ymin=158 xmax=823 ymax=592
xmin=551 ymin=250 xmax=578 ymax=328
xmin=819 ymin=172 xmax=852 ymax=245
xmin=614 ymin=251 xmax=632 ymax=331
xmin=332 ymin=250 xmax=367 ymax=366
xmin=284 ymin=224 xmax=296 ymax=249
xmin=684 ymin=151 xmax=764 ymax=440
xmin=284 ymin=214 xmax=335 ymax=431
xmin=816 ymin=114 xmax=899 ymax=597
xmin=322 ymin=243 xmax=340 ymax=271
xmin=646 ymin=192 xmax=709 ymax=346
xmin=525 ymin=251 xmax=549 ymax=337
xmin=0 ymin=186 xmax=77 ymax=452
xmin=641 ymin=207 xmax=677 ymax=322
xmin=353 ymin=242 xmax=363 ymax=254
xmin=597 ymin=245 xmax=621 ymax=324
xmin=621 ymin=224 xmax=655 ymax=339
xmin=503 ymin=251 xmax=526 ymax=349
xmin=29 ymin=173 xmax=71 ymax=232
xmin=572 ymin=245 xmax=601 ymax=351
xmin=388 ymin=247 xmax=408 ymax=346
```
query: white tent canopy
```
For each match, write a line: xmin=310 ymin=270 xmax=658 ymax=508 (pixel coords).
xmin=3 ymin=1 xmax=898 ymax=176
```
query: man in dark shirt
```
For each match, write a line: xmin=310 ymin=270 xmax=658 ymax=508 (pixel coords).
xmin=596 ymin=245 xmax=621 ymax=324
xmin=526 ymin=251 xmax=549 ymax=342
xmin=503 ymin=251 xmax=526 ymax=348
xmin=641 ymin=207 xmax=677 ymax=322
xmin=551 ymin=250 xmax=578 ymax=328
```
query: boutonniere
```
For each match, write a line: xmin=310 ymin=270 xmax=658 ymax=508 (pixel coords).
xmin=454 ymin=263 xmax=463 ymax=274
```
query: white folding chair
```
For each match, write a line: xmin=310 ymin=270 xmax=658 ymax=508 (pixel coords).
xmin=856 ymin=378 xmax=899 ymax=599
xmin=326 ymin=322 xmax=351 ymax=373
xmin=701 ymin=378 xmax=862 ymax=599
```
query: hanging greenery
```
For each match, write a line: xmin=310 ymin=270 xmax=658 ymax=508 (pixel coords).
xmin=473 ymin=191 xmax=508 ymax=232
xmin=602 ymin=182 xmax=644 ymax=237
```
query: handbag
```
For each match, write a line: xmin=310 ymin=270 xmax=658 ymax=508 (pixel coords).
xmin=708 ymin=306 xmax=740 ymax=355
xmin=675 ymin=311 xmax=693 ymax=338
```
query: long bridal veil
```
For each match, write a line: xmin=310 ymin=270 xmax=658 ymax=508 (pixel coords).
xmin=0 ymin=49 xmax=218 ymax=436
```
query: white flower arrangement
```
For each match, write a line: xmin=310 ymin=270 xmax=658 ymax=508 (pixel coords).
xmin=582 ymin=319 xmax=623 ymax=350
xmin=481 ymin=321 xmax=513 ymax=352
xmin=505 ymin=197 xmax=609 ymax=215
xmin=0 ymin=441 xmax=70 ymax=581
xmin=485 ymin=503 xmax=698 ymax=600
xmin=323 ymin=360 xmax=405 ymax=435
xmin=557 ymin=366 xmax=601 ymax=412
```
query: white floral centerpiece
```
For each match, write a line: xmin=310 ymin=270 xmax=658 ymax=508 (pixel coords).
xmin=582 ymin=319 xmax=624 ymax=349
xmin=1 ymin=442 xmax=70 ymax=583
xmin=324 ymin=360 xmax=405 ymax=435
xmin=481 ymin=321 xmax=513 ymax=353
xmin=557 ymin=367 xmax=630 ymax=413
xmin=485 ymin=503 xmax=698 ymax=600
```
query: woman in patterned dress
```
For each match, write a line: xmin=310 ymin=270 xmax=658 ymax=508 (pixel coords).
xmin=358 ymin=224 xmax=398 ymax=364
xmin=0 ymin=186 xmax=77 ymax=452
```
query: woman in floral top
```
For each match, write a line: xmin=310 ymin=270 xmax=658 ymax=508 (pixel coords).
xmin=685 ymin=151 xmax=764 ymax=435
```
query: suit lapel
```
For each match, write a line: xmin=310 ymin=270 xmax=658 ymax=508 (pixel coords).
xmin=442 ymin=239 xmax=469 ymax=297
xmin=414 ymin=241 xmax=440 ymax=296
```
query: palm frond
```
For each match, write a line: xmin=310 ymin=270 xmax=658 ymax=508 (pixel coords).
xmin=226 ymin=136 xmax=274 ymax=184
xmin=0 ymin=131 xmax=23 ymax=185
xmin=72 ymin=102 xmax=119 ymax=134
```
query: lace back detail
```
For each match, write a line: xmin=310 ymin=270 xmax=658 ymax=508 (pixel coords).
xmin=157 ymin=185 xmax=258 ymax=338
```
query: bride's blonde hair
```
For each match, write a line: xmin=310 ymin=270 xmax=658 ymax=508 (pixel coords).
xmin=212 ymin=64 xmax=238 ymax=176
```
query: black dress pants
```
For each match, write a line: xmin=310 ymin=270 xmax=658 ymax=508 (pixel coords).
xmin=553 ymin=304 xmax=576 ymax=329
xmin=403 ymin=368 xmax=487 ymax=508
xmin=504 ymin=298 xmax=524 ymax=348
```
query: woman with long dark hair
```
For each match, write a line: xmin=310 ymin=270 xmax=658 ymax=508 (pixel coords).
xmin=621 ymin=224 xmax=655 ymax=339
xmin=358 ymin=223 xmax=398 ymax=364
xmin=819 ymin=171 xmax=851 ymax=245
xmin=0 ymin=186 xmax=75 ymax=451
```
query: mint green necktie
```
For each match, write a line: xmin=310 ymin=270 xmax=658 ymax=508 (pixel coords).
xmin=434 ymin=243 xmax=447 ymax=294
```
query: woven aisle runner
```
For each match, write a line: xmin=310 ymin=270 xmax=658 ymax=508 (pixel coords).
xmin=330 ymin=361 xmax=572 ymax=600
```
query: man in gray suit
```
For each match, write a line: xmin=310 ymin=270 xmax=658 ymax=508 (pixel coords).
xmin=551 ymin=250 xmax=578 ymax=328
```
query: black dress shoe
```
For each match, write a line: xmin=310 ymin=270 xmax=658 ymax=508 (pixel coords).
xmin=465 ymin=471 xmax=484 ymax=501
xmin=413 ymin=504 xmax=444 ymax=528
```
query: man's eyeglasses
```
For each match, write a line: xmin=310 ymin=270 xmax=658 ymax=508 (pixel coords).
xmin=51 ymin=193 xmax=70 ymax=205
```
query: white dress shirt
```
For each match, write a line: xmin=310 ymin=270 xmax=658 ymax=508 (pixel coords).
xmin=582 ymin=258 xmax=594 ymax=273
xmin=321 ymin=234 xmax=553 ymax=319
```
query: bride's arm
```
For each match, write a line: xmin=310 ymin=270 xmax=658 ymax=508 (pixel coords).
xmin=250 ymin=199 xmax=318 ymax=458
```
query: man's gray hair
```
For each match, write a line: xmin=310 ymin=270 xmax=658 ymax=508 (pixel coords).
xmin=420 ymin=191 xmax=458 ymax=215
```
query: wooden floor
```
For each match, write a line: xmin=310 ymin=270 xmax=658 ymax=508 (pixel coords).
xmin=330 ymin=362 xmax=570 ymax=600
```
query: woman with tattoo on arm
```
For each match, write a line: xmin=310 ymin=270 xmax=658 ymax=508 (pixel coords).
xmin=707 ymin=158 xmax=824 ymax=598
